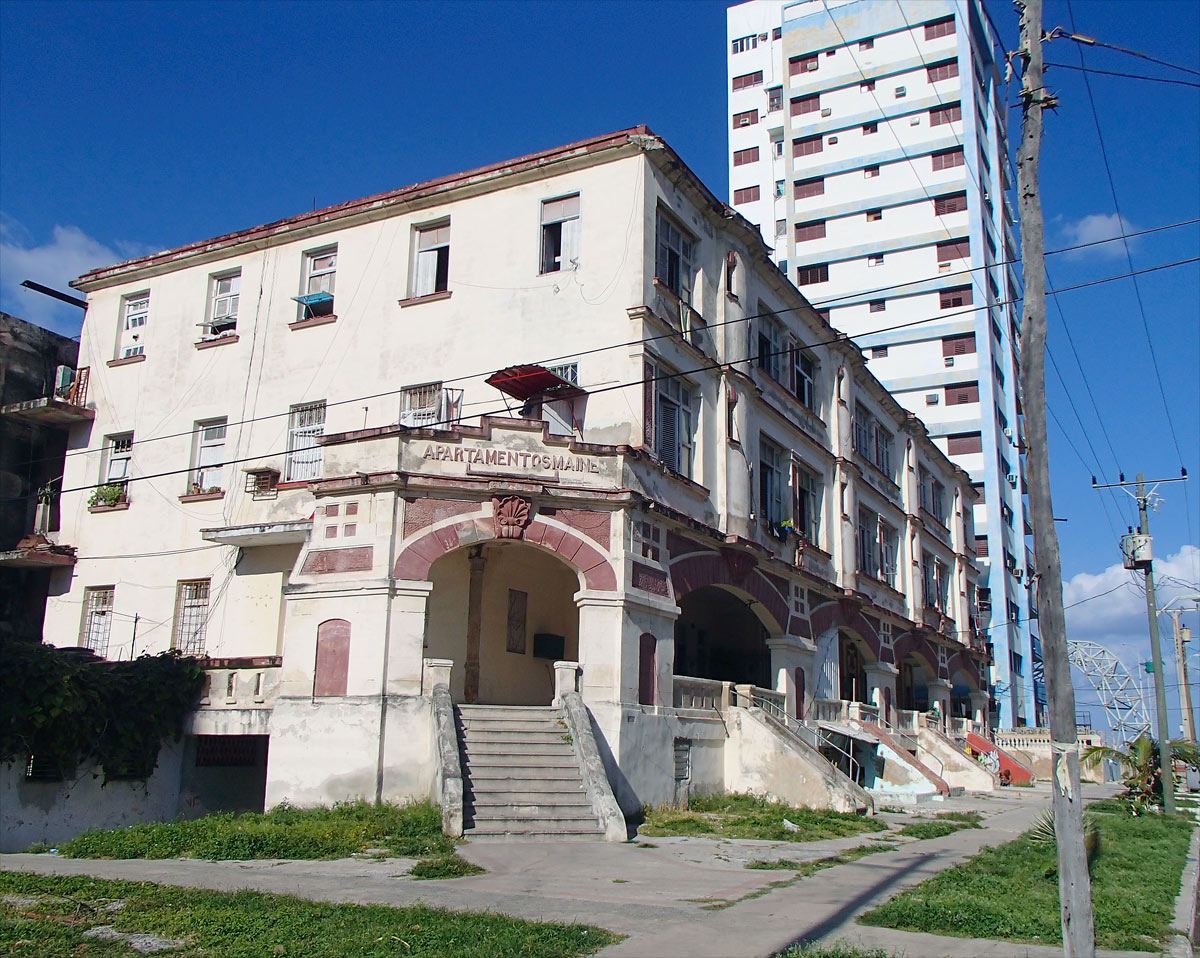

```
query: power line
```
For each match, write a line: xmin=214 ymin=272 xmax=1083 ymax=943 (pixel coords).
xmin=1058 ymin=32 xmax=1200 ymax=79
xmin=9 ymin=251 xmax=1198 ymax=505
xmin=1045 ymin=60 xmax=1200 ymax=89
xmin=10 ymin=215 xmax=1197 ymax=476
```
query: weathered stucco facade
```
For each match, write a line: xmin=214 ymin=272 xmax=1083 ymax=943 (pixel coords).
xmin=11 ymin=128 xmax=991 ymax=840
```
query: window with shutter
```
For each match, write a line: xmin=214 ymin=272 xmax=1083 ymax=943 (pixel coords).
xmin=412 ymin=222 xmax=450 ymax=296
xmin=795 ymin=177 xmax=824 ymax=199
xmin=733 ymin=185 xmax=760 ymax=205
xmin=930 ymin=102 xmax=962 ymax=126
xmin=931 ymin=148 xmax=964 ymax=171
xmin=794 ymin=220 xmax=826 ymax=242
xmin=934 ymin=192 xmax=968 ymax=215
xmin=792 ymin=95 xmax=820 ymax=116
xmin=944 ymin=383 xmax=979 ymax=406
xmin=925 ymin=16 xmax=955 ymax=40
xmin=937 ymin=238 xmax=970 ymax=261
xmin=732 ymin=70 xmax=763 ymax=91
xmin=927 ymin=59 xmax=959 ymax=82
xmin=540 ymin=194 xmax=580 ymax=274
xmin=793 ymin=135 xmax=823 ymax=157
xmin=733 ymin=147 xmax=759 ymax=166
xmin=732 ymin=109 xmax=759 ymax=128
xmin=974 ymin=536 xmax=989 ymax=558
xmin=939 ymin=286 xmax=973 ymax=309
xmin=655 ymin=209 xmax=695 ymax=303
xmin=796 ymin=263 xmax=829 ymax=285
xmin=942 ymin=333 xmax=976 ymax=355
xmin=790 ymin=54 xmax=818 ymax=75
xmin=947 ymin=432 xmax=983 ymax=455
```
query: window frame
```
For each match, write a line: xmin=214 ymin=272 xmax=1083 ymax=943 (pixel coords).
xmin=189 ymin=418 xmax=228 ymax=493
xmin=796 ymin=263 xmax=828 ymax=286
xmin=539 ymin=193 xmax=581 ymax=274
xmin=172 ymin=579 xmax=211 ymax=656
xmin=299 ymin=246 xmax=337 ymax=318
xmin=79 ymin=585 xmax=115 ymax=657
xmin=759 ymin=435 xmax=786 ymax=526
xmin=285 ymin=400 xmax=326 ymax=482
xmin=118 ymin=291 xmax=149 ymax=358
xmin=206 ymin=270 xmax=241 ymax=338
xmin=654 ymin=208 xmax=696 ymax=305
xmin=411 ymin=220 xmax=451 ymax=298
xmin=102 ymin=433 xmax=134 ymax=489
xmin=645 ymin=358 xmax=695 ymax=478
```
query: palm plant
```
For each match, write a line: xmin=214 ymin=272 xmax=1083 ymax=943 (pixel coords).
xmin=1082 ymin=734 xmax=1200 ymax=813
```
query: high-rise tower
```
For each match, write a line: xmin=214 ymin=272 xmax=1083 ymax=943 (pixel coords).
xmin=727 ymin=0 xmax=1038 ymax=728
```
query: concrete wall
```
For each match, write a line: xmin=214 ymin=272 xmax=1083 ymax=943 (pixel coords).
xmin=1 ymin=741 xmax=184 ymax=853
xmin=917 ymin=725 xmax=996 ymax=791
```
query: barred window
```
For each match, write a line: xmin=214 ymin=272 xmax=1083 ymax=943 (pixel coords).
xmin=173 ymin=579 xmax=211 ymax=656
xmin=286 ymin=400 xmax=326 ymax=481
xmin=195 ymin=735 xmax=260 ymax=767
xmin=79 ymin=586 xmax=115 ymax=657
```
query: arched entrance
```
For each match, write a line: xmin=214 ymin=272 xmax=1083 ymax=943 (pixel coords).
xmin=897 ymin=654 xmax=936 ymax=712
xmin=674 ymin=585 xmax=772 ymax=688
xmin=838 ymin=632 xmax=871 ymax=703
xmin=425 ymin=540 xmax=580 ymax=705
xmin=950 ymin=669 xmax=976 ymax=719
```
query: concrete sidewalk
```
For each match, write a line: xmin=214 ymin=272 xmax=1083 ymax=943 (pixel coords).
xmin=0 ymin=785 xmax=1154 ymax=958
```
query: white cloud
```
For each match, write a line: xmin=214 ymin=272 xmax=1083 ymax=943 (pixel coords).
xmin=1062 ymin=545 xmax=1200 ymax=737
xmin=1054 ymin=212 xmax=1137 ymax=261
xmin=0 ymin=218 xmax=155 ymax=337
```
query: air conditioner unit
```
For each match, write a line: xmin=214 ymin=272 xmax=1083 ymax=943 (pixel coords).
xmin=910 ymin=117 xmax=921 ymax=126
xmin=759 ymin=32 xmax=768 ymax=40
xmin=821 ymin=107 xmax=832 ymax=117
xmin=895 ymin=86 xmax=907 ymax=97
xmin=1012 ymin=568 xmax=1023 ymax=580
xmin=1006 ymin=473 xmax=1018 ymax=486
xmin=828 ymin=136 xmax=839 ymax=144
xmin=926 ymin=393 xmax=940 ymax=405
xmin=1003 ymin=427 xmax=1013 ymax=438
xmin=944 ymin=357 xmax=955 ymax=367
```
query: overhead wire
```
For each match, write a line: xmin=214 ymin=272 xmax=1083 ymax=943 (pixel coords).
xmin=1044 ymin=61 xmax=1200 ymax=89
xmin=7 ymin=250 xmax=1198 ymax=505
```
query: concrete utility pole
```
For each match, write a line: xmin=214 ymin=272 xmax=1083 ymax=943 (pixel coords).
xmin=1013 ymin=2 xmax=1096 ymax=955
xmin=1169 ymin=610 xmax=1196 ymax=743
xmin=1135 ymin=476 xmax=1175 ymax=814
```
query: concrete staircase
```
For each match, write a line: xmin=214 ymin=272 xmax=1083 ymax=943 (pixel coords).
xmin=456 ymin=704 xmax=605 ymax=840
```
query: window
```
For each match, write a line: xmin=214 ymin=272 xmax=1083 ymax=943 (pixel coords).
xmin=756 ymin=310 xmax=785 ymax=381
xmin=793 ymin=135 xmax=823 ymax=157
xmin=285 ymin=400 xmax=326 ymax=482
xmin=774 ymin=179 xmax=785 ymax=197
xmin=795 ymin=220 xmax=826 ymax=242
xmin=944 ymin=382 xmax=979 ymax=406
xmin=732 ymin=109 xmax=759 ymax=128
xmin=930 ymin=478 xmax=947 ymax=524
xmin=732 ymin=70 xmax=763 ymax=91
xmin=974 ymin=535 xmax=989 ymax=558
xmin=853 ymin=404 xmax=893 ymax=478
xmin=939 ymin=286 xmax=973 ymax=309
xmin=173 ymin=579 xmax=211 ymax=655
xmin=655 ymin=209 xmax=695 ymax=304
xmin=118 ymin=292 xmax=149 ymax=358
xmin=772 ymin=138 xmax=784 ymax=157
xmin=790 ymin=54 xmax=818 ymax=75
xmin=935 ymin=559 xmax=950 ymax=612
xmin=540 ymin=194 xmax=580 ymax=274
xmin=868 ymin=254 xmax=884 ymax=268
xmin=930 ymin=102 xmax=962 ymax=126
xmin=862 ymin=122 xmax=878 ymax=135
xmin=412 ymin=221 xmax=450 ymax=297
xmin=859 ymin=38 xmax=874 ymax=51
xmin=866 ymin=208 xmax=883 ymax=222
xmin=299 ymin=247 xmax=337 ymax=318
xmin=864 ymin=165 xmax=880 ymax=178
xmin=645 ymin=362 xmax=694 ymax=477
xmin=79 ymin=586 xmax=115 ymax=657
xmin=938 ymin=237 xmax=970 ymax=261
xmin=856 ymin=508 xmax=879 ymax=577
xmin=942 ymin=333 xmax=976 ymax=355
xmin=927 ymin=59 xmax=959 ymax=82
xmin=731 ymin=34 xmax=758 ymax=54
xmin=921 ymin=552 xmax=936 ymax=606
xmin=733 ymin=185 xmax=760 ymax=205
xmin=795 ymin=177 xmax=824 ymax=199
xmin=869 ymin=299 xmax=886 ymax=312
xmin=792 ymin=461 xmax=821 ymax=543
xmin=880 ymin=523 xmax=898 ymax=588
xmin=871 ymin=346 xmax=888 ymax=358
xmin=792 ymin=94 xmax=820 ymax=116
xmin=759 ymin=436 xmax=785 ymax=525
xmin=768 ymin=87 xmax=783 ymax=112
xmin=925 ymin=16 xmax=955 ymax=40
xmin=102 ymin=433 xmax=133 ymax=488
xmin=775 ymin=219 xmax=786 ymax=237
xmin=207 ymin=271 xmax=240 ymax=337
xmin=860 ymin=80 xmax=875 ymax=93
xmin=189 ymin=419 xmax=227 ymax=492
xmin=792 ymin=346 xmax=816 ymax=409
xmin=934 ymin=192 xmax=968 ymax=215
xmin=796 ymin=263 xmax=828 ymax=286
xmin=773 ymin=26 xmax=781 ymax=40
xmin=733 ymin=146 xmax=759 ymax=166
xmin=931 ymin=148 xmax=964 ymax=171
xmin=895 ymin=85 xmax=907 ymax=98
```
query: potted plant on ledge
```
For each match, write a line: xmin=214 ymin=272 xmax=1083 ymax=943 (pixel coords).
xmin=88 ymin=484 xmax=128 ymax=510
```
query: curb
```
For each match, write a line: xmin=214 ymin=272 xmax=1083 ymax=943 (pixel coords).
xmin=1168 ymin=824 xmax=1200 ymax=958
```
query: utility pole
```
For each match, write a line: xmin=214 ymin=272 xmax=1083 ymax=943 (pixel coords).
xmin=1169 ymin=611 xmax=1195 ymax=743
xmin=1013 ymin=2 xmax=1096 ymax=955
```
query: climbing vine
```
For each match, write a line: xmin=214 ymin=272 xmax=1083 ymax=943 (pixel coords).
xmin=0 ymin=642 xmax=204 ymax=784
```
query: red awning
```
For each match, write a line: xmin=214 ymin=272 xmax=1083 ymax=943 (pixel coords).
xmin=485 ymin=364 xmax=586 ymax=402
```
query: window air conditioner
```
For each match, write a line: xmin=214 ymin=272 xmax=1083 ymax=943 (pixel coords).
xmin=926 ymin=393 xmax=940 ymax=405
xmin=821 ymin=107 xmax=832 ymax=117
xmin=1006 ymin=473 xmax=1018 ymax=486
xmin=944 ymin=357 xmax=955 ymax=367
xmin=829 ymin=136 xmax=839 ymax=144
xmin=1003 ymin=427 xmax=1013 ymax=438
xmin=910 ymin=117 xmax=921 ymax=126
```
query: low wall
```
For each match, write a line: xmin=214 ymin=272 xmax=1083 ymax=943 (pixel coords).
xmin=917 ymin=726 xmax=997 ymax=792
xmin=993 ymin=729 xmax=1105 ymax=783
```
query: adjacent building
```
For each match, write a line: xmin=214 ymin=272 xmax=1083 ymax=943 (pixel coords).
xmin=726 ymin=0 xmax=1038 ymax=726
xmin=5 ymin=128 xmax=991 ymax=847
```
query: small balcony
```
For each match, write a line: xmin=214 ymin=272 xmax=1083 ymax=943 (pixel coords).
xmin=1 ymin=366 xmax=93 ymax=428
xmin=0 ymin=533 xmax=76 ymax=569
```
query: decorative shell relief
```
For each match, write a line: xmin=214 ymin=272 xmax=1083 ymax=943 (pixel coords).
xmin=493 ymin=495 xmax=532 ymax=539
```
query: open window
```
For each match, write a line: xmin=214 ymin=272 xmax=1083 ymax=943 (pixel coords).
xmin=204 ymin=271 xmax=240 ymax=339
xmin=293 ymin=246 xmax=337 ymax=319
xmin=487 ymin=363 xmax=585 ymax=437
xmin=412 ymin=221 xmax=450 ymax=297
xmin=540 ymin=194 xmax=580 ymax=273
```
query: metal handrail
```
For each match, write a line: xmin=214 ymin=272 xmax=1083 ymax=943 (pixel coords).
xmin=749 ymin=691 xmax=863 ymax=785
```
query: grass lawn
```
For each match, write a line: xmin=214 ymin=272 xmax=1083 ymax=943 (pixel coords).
xmin=859 ymin=804 xmax=1195 ymax=950
xmin=55 ymin=800 xmax=453 ymax=862
xmin=777 ymin=944 xmax=894 ymax=958
xmin=0 ymin=871 xmax=619 ymax=957
xmin=895 ymin=812 xmax=982 ymax=840
xmin=639 ymin=793 xmax=887 ymax=842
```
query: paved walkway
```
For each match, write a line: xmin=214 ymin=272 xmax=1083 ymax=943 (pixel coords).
xmin=1 ymin=784 xmax=1154 ymax=958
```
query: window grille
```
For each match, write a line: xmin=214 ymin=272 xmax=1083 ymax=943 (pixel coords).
xmin=286 ymin=401 xmax=326 ymax=481
xmin=80 ymin=586 xmax=115 ymax=657
xmin=173 ymin=579 xmax=211 ymax=656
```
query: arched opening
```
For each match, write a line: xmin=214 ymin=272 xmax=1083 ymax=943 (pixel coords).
xmin=674 ymin=585 xmax=772 ymax=688
xmin=424 ymin=540 xmax=580 ymax=705
xmin=897 ymin=654 xmax=936 ymax=712
xmin=950 ymin=669 xmax=976 ymax=719
xmin=314 ymin=619 xmax=351 ymax=697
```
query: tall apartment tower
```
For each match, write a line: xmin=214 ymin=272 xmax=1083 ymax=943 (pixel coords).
xmin=726 ymin=0 xmax=1039 ymax=728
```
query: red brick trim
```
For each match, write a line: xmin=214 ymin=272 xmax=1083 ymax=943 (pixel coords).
xmin=289 ymin=314 xmax=338 ymax=330
xmin=195 ymin=334 xmax=240 ymax=350
xmin=669 ymin=552 xmax=788 ymax=633
xmin=106 ymin=354 xmax=146 ymax=368
xmin=397 ymin=290 xmax=452 ymax=308
xmin=301 ymin=546 xmax=373 ymax=575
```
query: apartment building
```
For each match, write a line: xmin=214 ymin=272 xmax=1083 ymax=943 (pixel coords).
xmin=3 ymin=128 xmax=991 ymax=847
xmin=727 ymin=0 xmax=1038 ymax=727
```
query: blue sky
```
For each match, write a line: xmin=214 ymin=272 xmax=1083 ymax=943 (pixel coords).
xmin=2 ymin=0 xmax=1197 ymax=729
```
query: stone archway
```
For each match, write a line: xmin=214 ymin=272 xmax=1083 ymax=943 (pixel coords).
xmin=673 ymin=584 xmax=776 ymax=688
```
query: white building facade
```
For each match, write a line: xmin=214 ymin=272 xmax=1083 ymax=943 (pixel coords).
xmin=727 ymin=0 xmax=1038 ymax=727
xmin=4 ymin=129 xmax=992 ymax=846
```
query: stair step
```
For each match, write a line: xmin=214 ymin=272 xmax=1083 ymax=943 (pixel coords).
xmin=459 ymin=729 xmax=569 ymax=742
xmin=468 ymin=805 xmax=598 ymax=822
xmin=467 ymin=792 xmax=591 ymax=806
xmin=465 ymin=766 xmax=582 ymax=782
xmin=459 ymin=723 xmax=563 ymax=736
xmin=465 ymin=785 xmax=586 ymax=799
xmin=457 ymin=706 xmax=558 ymax=717
xmin=462 ymin=741 xmax=575 ymax=756
xmin=464 ymin=819 xmax=603 ymax=835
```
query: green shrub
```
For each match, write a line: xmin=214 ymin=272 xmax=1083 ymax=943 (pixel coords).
xmin=410 ymin=853 xmax=485 ymax=880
